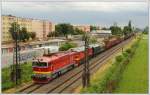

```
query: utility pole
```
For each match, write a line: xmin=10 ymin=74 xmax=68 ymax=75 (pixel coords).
xmin=122 ymin=47 xmax=123 ymax=53
xmin=15 ymin=26 xmax=18 ymax=85
xmin=82 ymin=32 xmax=90 ymax=88
xmin=11 ymin=18 xmax=21 ymax=85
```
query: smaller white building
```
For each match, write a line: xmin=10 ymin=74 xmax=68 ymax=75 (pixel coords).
xmin=91 ymin=30 xmax=112 ymax=38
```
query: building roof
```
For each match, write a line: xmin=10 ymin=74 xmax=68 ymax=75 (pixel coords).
xmin=2 ymin=15 xmax=52 ymax=23
xmin=91 ymin=30 xmax=112 ymax=34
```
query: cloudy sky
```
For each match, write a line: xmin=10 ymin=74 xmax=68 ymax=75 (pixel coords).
xmin=2 ymin=0 xmax=149 ymax=28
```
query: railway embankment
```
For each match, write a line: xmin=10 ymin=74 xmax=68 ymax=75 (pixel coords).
xmin=78 ymin=35 xmax=142 ymax=93
xmin=114 ymin=34 xmax=148 ymax=93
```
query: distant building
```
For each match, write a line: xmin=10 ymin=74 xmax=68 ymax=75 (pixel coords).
xmin=2 ymin=15 xmax=32 ymax=43
xmin=51 ymin=23 xmax=55 ymax=32
xmin=91 ymin=30 xmax=112 ymax=38
xmin=32 ymin=20 xmax=52 ymax=40
xmin=73 ymin=24 xmax=90 ymax=32
xmin=2 ymin=15 xmax=53 ymax=43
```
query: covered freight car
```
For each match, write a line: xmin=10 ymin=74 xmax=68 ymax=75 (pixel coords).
xmin=104 ymin=37 xmax=117 ymax=49
xmin=70 ymin=46 xmax=93 ymax=66
xmin=89 ymin=44 xmax=105 ymax=57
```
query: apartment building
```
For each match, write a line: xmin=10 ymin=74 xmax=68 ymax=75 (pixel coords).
xmin=51 ymin=23 xmax=55 ymax=32
xmin=2 ymin=15 xmax=53 ymax=43
xmin=2 ymin=15 xmax=33 ymax=43
xmin=32 ymin=19 xmax=43 ymax=40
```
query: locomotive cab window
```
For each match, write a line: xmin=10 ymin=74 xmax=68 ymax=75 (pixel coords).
xmin=32 ymin=62 xmax=38 ymax=66
xmin=32 ymin=61 xmax=48 ymax=67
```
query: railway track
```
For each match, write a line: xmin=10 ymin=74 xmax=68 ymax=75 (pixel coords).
xmin=47 ymin=42 xmax=123 ymax=93
xmin=58 ymin=47 xmax=122 ymax=93
xmin=17 ymin=37 xmax=133 ymax=94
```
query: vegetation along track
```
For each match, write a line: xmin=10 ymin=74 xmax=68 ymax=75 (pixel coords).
xmin=18 ymin=37 xmax=133 ymax=94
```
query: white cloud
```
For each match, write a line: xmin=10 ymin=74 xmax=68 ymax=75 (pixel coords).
xmin=2 ymin=0 xmax=147 ymax=2
xmin=1 ymin=1 xmax=148 ymax=28
xmin=2 ymin=1 xmax=148 ymax=13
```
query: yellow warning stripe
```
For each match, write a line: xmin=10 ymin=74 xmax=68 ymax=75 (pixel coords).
xmin=34 ymin=71 xmax=51 ymax=74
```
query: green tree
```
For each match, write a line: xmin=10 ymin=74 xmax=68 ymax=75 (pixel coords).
xmin=9 ymin=23 xmax=31 ymax=42
xmin=47 ymin=32 xmax=53 ymax=37
xmin=143 ymin=26 xmax=148 ymax=34
xmin=47 ymin=31 xmax=59 ymax=37
xmin=21 ymin=27 xmax=30 ymax=42
xmin=30 ymin=32 xmax=36 ymax=39
xmin=123 ymin=26 xmax=130 ymax=36
xmin=9 ymin=22 xmax=21 ymax=41
xmin=89 ymin=37 xmax=97 ymax=44
xmin=90 ymin=25 xmax=98 ymax=31
xmin=123 ymin=20 xmax=133 ymax=36
xmin=74 ymin=28 xmax=85 ymax=35
xmin=55 ymin=23 xmax=74 ymax=38
xmin=101 ymin=27 xmax=109 ymax=30
xmin=110 ymin=26 xmax=122 ymax=36
xmin=128 ymin=20 xmax=132 ymax=32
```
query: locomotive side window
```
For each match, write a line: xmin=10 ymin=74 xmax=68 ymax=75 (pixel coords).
xmin=32 ymin=62 xmax=38 ymax=66
xmin=39 ymin=62 xmax=47 ymax=67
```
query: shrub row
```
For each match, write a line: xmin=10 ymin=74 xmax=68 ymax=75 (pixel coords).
xmin=81 ymin=38 xmax=140 ymax=93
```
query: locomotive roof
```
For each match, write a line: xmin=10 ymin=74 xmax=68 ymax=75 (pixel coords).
xmin=71 ymin=46 xmax=85 ymax=52
xmin=33 ymin=51 xmax=76 ymax=62
xmin=89 ymin=44 xmax=100 ymax=47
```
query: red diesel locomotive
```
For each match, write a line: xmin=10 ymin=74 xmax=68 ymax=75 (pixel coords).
xmin=32 ymin=47 xmax=93 ymax=83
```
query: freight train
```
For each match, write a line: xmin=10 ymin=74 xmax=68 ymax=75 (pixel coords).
xmin=32 ymin=33 xmax=134 ymax=83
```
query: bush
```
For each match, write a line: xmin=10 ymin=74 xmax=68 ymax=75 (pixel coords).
xmin=2 ymin=67 xmax=15 ymax=90
xmin=115 ymin=55 xmax=123 ymax=62
xmin=89 ymin=37 xmax=98 ymax=44
xmin=125 ymin=48 xmax=132 ymax=54
xmin=122 ymin=52 xmax=129 ymax=58
xmin=81 ymin=40 xmax=139 ymax=93
xmin=59 ymin=42 xmax=77 ymax=51
xmin=2 ymin=63 xmax=33 ymax=91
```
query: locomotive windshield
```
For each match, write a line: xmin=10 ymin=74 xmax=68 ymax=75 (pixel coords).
xmin=32 ymin=61 xmax=47 ymax=67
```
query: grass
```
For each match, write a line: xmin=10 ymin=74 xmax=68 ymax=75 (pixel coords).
xmin=80 ymin=34 xmax=148 ymax=93
xmin=78 ymin=36 xmax=137 ymax=93
xmin=2 ymin=63 xmax=33 ymax=91
xmin=80 ymin=37 xmax=137 ymax=93
xmin=114 ymin=34 xmax=148 ymax=93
